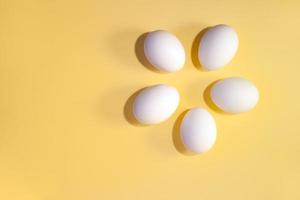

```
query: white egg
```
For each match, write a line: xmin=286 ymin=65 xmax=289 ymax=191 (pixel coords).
xmin=198 ymin=24 xmax=239 ymax=70
xmin=180 ymin=108 xmax=217 ymax=154
xmin=210 ymin=77 xmax=259 ymax=113
xmin=144 ymin=30 xmax=185 ymax=72
xmin=133 ymin=84 xmax=180 ymax=125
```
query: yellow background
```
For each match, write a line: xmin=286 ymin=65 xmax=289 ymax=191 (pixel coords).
xmin=0 ymin=0 xmax=299 ymax=199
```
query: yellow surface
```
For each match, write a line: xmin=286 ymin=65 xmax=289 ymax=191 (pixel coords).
xmin=0 ymin=0 xmax=300 ymax=199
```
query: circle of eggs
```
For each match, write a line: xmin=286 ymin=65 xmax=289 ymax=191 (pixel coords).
xmin=198 ymin=24 xmax=239 ymax=70
xmin=210 ymin=77 xmax=260 ymax=113
xmin=131 ymin=25 xmax=260 ymax=155
xmin=144 ymin=30 xmax=186 ymax=72
xmin=133 ymin=84 xmax=180 ymax=125
xmin=180 ymin=108 xmax=217 ymax=154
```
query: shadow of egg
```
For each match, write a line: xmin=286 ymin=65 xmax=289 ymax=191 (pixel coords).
xmin=203 ymin=80 xmax=232 ymax=115
xmin=123 ymin=87 xmax=150 ymax=127
xmin=134 ymin=32 xmax=162 ymax=73
xmin=191 ymin=27 xmax=211 ymax=71
xmin=172 ymin=110 xmax=197 ymax=156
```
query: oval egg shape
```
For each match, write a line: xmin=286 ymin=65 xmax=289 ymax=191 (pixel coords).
xmin=210 ymin=77 xmax=259 ymax=113
xmin=133 ymin=84 xmax=180 ymax=125
xmin=180 ymin=108 xmax=217 ymax=154
xmin=198 ymin=24 xmax=238 ymax=70
xmin=144 ymin=30 xmax=185 ymax=73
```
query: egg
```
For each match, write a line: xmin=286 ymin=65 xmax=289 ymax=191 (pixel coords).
xmin=133 ymin=84 xmax=180 ymax=125
xmin=210 ymin=77 xmax=260 ymax=113
xmin=144 ymin=30 xmax=185 ymax=72
xmin=198 ymin=24 xmax=239 ymax=70
xmin=180 ymin=108 xmax=217 ymax=154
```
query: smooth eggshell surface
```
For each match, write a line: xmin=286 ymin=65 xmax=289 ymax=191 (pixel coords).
xmin=180 ymin=108 xmax=217 ymax=154
xmin=210 ymin=77 xmax=259 ymax=113
xmin=133 ymin=84 xmax=180 ymax=125
xmin=198 ymin=24 xmax=238 ymax=70
xmin=144 ymin=30 xmax=185 ymax=72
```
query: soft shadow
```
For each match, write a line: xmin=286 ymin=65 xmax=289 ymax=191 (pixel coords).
xmin=191 ymin=27 xmax=210 ymax=71
xmin=134 ymin=32 xmax=168 ymax=74
xmin=123 ymin=87 xmax=148 ymax=126
xmin=135 ymin=33 xmax=163 ymax=73
xmin=172 ymin=110 xmax=197 ymax=156
xmin=203 ymin=80 xmax=227 ymax=114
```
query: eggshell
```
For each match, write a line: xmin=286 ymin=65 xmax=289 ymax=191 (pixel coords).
xmin=144 ymin=30 xmax=185 ymax=72
xmin=210 ymin=77 xmax=259 ymax=113
xmin=180 ymin=108 xmax=217 ymax=154
xmin=133 ymin=84 xmax=180 ymax=125
xmin=198 ymin=24 xmax=238 ymax=70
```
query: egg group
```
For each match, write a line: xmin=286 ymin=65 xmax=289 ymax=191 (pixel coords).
xmin=144 ymin=30 xmax=185 ymax=72
xmin=133 ymin=84 xmax=180 ymax=125
xmin=129 ymin=25 xmax=260 ymax=156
